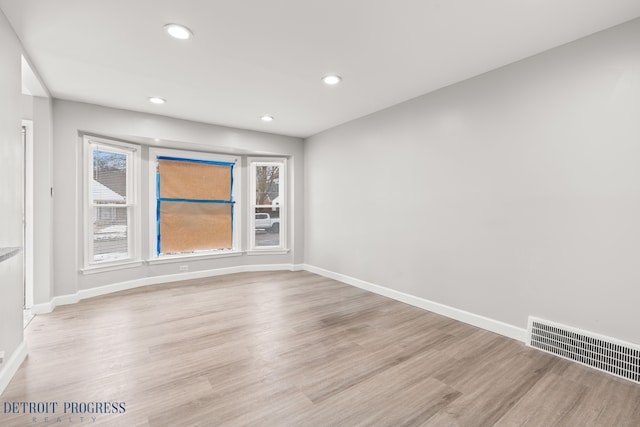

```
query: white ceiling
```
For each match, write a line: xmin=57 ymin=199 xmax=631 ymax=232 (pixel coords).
xmin=2 ymin=1 xmax=640 ymax=138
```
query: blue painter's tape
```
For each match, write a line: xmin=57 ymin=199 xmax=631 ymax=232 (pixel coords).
xmin=157 ymin=156 xmax=235 ymax=167
xmin=157 ymin=201 xmax=161 ymax=256
xmin=230 ymin=164 xmax=234 ymax=201
xmin=156 ymin=172 xmax=161 ymax=255
xmin=158 ymin=198 xmax=234 ymax=204
xmin=230 ymin=164 xmax=234 ymax=237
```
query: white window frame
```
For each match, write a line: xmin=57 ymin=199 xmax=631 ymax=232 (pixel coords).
xmin=148 ymin=147 xmax=241 ymax=263
xmin=82 ymin=135 xmax=141 ymax=272
xmin=248 ymin=157 xmax=287 ymax=253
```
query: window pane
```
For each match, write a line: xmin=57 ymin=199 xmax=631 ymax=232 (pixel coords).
xmin=254 ymin=207 xmax=280 ymax=247
xmin=255 ymin=165 xmax=280 ymax=207
xmin=159 ymin=201 xmax=232 ymax=254
xmin=158 ymin=159 xmax=232 ymax=201
xmin=93 ymin=149 xmax=127 ymax=204
xmin=93 ymin=206 xmax=128 ymax=261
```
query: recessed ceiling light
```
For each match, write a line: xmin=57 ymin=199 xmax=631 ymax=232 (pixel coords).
xmin=260 ymin=115 xmax=274 ymax=122
xmin=164 ymin=23 xmax=193 ymax=40
xmin=148 ymin=97 xmax=166 ymax=104
xmin=322 ymin=74 xmax=342 ymax=85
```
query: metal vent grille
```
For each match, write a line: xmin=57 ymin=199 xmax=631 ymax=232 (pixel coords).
xmin=527 ymin=317 xmax=640 ymax=384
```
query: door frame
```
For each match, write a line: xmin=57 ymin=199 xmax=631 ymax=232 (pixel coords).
xmin=22 ymin=119 xmax=34 ymax=310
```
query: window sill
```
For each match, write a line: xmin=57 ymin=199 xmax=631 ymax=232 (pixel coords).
xmin=81 ymin=260 xmax=144 ymax=275
xmin=147 ymin=250 xmax=243 ymax=264
xmin=246 ymin=249 xmax=290 ymax=256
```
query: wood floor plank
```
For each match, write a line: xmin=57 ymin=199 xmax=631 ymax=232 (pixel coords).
xmin=493 ymin=372 xmax=589 ymax=427
xmin=1 ymin=271 xmax=639 ymax=426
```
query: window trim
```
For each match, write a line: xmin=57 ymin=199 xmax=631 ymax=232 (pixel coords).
xmin=82 ymin=135 xmax=141 ymax=271
xmin=248 ymin=157 xmax=287 ymax=252
xmin=148 ymin=147 xmax=241 ymax=261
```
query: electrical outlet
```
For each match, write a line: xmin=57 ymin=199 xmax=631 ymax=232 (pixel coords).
xmin=179 ymin=265 xmax=189 ymax=272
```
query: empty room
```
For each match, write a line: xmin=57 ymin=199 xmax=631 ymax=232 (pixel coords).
xmin=1 ymin=1 xmax=640 ymax=425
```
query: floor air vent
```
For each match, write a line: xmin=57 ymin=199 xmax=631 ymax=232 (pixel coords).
xmin=527 ymin=317 xmax=640 ymax=384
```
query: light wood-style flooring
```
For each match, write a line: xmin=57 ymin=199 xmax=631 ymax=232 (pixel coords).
xmin=2 ymin=271 xmax=639 ymax=426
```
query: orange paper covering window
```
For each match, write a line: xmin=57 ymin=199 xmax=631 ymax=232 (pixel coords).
xmin=159 ymin=202 xmax=232 ymax=253
xmin=158 ymin=159 xmax=231 ymax=201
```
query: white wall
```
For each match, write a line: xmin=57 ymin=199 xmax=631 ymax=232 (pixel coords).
xmin=0 ymin=8 xmax=25 ymax=380
xmin=53 ymin=100 xmax=304 ymax=297
xmin=305 ymin=18 xmax=640 ymax=344
xmin=21 ymin=94 xmax=32 ymax=119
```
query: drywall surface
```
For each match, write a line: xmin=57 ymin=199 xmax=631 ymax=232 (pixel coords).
xmin=0 ymin=9 xmax=25 ymax=380
xmin=21 ymin=94 xmax=32 ymax=120
xmin=305 ymin=19 xmax=640 ymax=344
xmin=53 ymin=100 xmax=304 ymax=296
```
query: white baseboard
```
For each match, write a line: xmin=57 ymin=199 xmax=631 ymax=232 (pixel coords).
xmin=32 ymin=263 xmax=304 ymax=314
xmin=29 ymin=262 xmax=525 ymax=344
xmin=0 ymin=340 xmax=27 ymax=397
xmin=302 ymin=264 xmax=527 ymax=343
xmin=31 ymin=293 xmax=80 ymax=314
xmin=30 ymin=301 xmax=54 ymax=315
